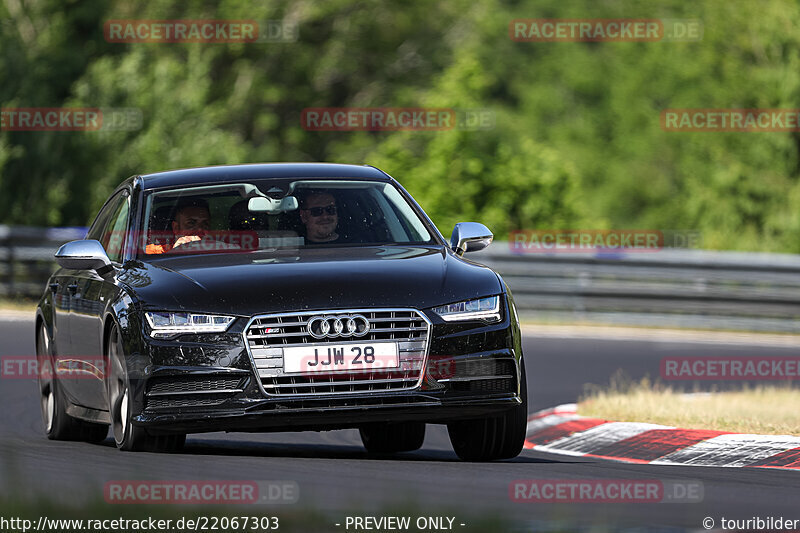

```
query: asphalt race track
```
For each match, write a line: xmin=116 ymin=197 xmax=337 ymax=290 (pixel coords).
xmin=1 ymin=316 xmax=798 ymax=531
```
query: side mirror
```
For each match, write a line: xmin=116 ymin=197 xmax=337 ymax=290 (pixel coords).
xmin=450 ymin=222 xmax=493 ymax=256
xmin=55 ymin=240 xmax=113 ymax=271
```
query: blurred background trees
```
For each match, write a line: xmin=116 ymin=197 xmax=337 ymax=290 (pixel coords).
xmin=2 ymin=0 xmax=799 ymax=252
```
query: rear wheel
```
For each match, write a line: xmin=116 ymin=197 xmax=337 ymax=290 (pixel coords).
xmin=447 ymin=358 xmax=528 ymax=461
xmin=106 ymin=323 xmax=185 ymax=452
xmin=37 ymin=323 xmax=108 ymax=442
xmin=360 ymin=422 xmax=426 ymax=453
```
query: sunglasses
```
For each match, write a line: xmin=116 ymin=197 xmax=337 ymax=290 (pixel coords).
xmin=305 ymin=205 xmax=337 ymax=217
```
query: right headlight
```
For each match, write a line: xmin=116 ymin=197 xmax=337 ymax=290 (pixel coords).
xmin=144 ymin=311 xmax=236 ymax=339
xmin=431 ymin=296 xmax=501 ymax=322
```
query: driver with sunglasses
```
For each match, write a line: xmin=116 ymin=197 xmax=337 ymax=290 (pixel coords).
xmin=299 ymin=191 xmax=340 ymax=243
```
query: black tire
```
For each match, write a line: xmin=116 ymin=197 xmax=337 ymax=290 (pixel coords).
xmin=447 ymin=358 xmax=528 ymax=461
xmin=106 ymin=322 xmax=185 ymax=452
xmin=360 ymin=422 xmax=426 ymax=453
xmin=37 ymin=323 xmax=108 ymax=443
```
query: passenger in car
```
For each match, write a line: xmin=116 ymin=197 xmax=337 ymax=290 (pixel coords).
xmin=145 ymin=199 xmax=211 ymax=254
xmin=299 ymin=191 xmax=340 ymax=243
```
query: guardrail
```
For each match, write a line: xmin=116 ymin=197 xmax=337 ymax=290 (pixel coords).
xmin=2 ymin=225 xmax=799 ymax=333
xmin=0 ymin=226 xmax=86 ymax=300
xmin=472 ymin=245 xmax=800 ymax=333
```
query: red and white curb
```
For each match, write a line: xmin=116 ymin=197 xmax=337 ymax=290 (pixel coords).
xmin=525 ymin=404 xmax=800 ymax=470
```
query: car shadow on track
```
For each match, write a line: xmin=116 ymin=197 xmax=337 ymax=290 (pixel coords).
xmin=49 ymin=434 xmax=559 ymax=464
xmin=173 ymin=438 xmax=555 ymax=464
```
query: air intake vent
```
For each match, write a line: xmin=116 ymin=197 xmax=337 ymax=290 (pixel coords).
xmin=143 ymin=375 xmax=245 ymax=411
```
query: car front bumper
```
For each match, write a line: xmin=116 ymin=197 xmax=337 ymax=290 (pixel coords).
xmin=129 ymin=304 xmax=525 ymax=435
xmin=135 ymin=390 xmax=522 ymax=434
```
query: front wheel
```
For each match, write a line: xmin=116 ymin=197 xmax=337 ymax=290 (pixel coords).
xmin=447 ymin=358 xmax=528 ymax=461
xmin=106 ymin=323 xmax=185 ymax=452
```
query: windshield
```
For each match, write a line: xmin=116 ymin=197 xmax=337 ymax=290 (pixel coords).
xmin=136 ymin=179 xmax=435 ymax=258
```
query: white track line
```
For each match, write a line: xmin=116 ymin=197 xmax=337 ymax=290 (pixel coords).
xmin=536 ymin=422 xmax=673 ymax=456
xmin=0 ymin=310 xmax=35 ymax=322
xmin=652 ymin=433 xmax=800 ymax=467
xmin=528 ymin=404 xmax=800 ymax=469
xmin=522 ymin=324 xmax=800 ymax=347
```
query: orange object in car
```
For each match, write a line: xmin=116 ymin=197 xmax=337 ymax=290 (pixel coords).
xmin=145 ymin=243 xmax=170 ymax=254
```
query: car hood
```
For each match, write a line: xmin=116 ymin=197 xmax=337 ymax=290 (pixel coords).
xmin=118 ymin=246 xmax=502 ymax=316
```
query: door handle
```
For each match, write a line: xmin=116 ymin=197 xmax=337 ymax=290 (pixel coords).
xmin=67 ymin=284 xmax=78 ymax=295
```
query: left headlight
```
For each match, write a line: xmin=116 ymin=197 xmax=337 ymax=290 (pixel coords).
xmin=144 ymin=311 xmax=236 ymax=339
xmin=431 ymin=296 xmax=501 ymax=322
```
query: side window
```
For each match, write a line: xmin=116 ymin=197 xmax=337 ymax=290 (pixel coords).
xmin=103 ymin=196 xmax=130 ymax=262
xmin=87 ymin=191 xmax=130 ymax=263
xmin=86 ymin=195 xmax=120 ymax=242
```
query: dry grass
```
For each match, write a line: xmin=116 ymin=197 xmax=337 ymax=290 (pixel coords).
xmin=579 ymin=378 xmax=800 ymax=435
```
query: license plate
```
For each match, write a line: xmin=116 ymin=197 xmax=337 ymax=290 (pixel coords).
xmin=283 ymin=343 xmax=399 ymax=374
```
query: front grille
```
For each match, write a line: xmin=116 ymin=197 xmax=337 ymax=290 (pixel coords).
xmin=245 ymin=309 xmax=431 ymax=396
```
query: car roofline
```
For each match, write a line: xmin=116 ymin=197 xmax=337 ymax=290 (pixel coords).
xmin=136 ymin=163 xmax=389 ymax=191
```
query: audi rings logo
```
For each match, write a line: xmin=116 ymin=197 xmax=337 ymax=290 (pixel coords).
xmin=307 ymin=314 xmax=371 ymax=339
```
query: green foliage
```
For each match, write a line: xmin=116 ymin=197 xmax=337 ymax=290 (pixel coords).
xmin=1 ymin=0 xmax=800 ymax=251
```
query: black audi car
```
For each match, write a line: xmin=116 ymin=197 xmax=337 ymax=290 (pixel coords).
xmin=35 ymin=163 xmax=527 ymax=461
